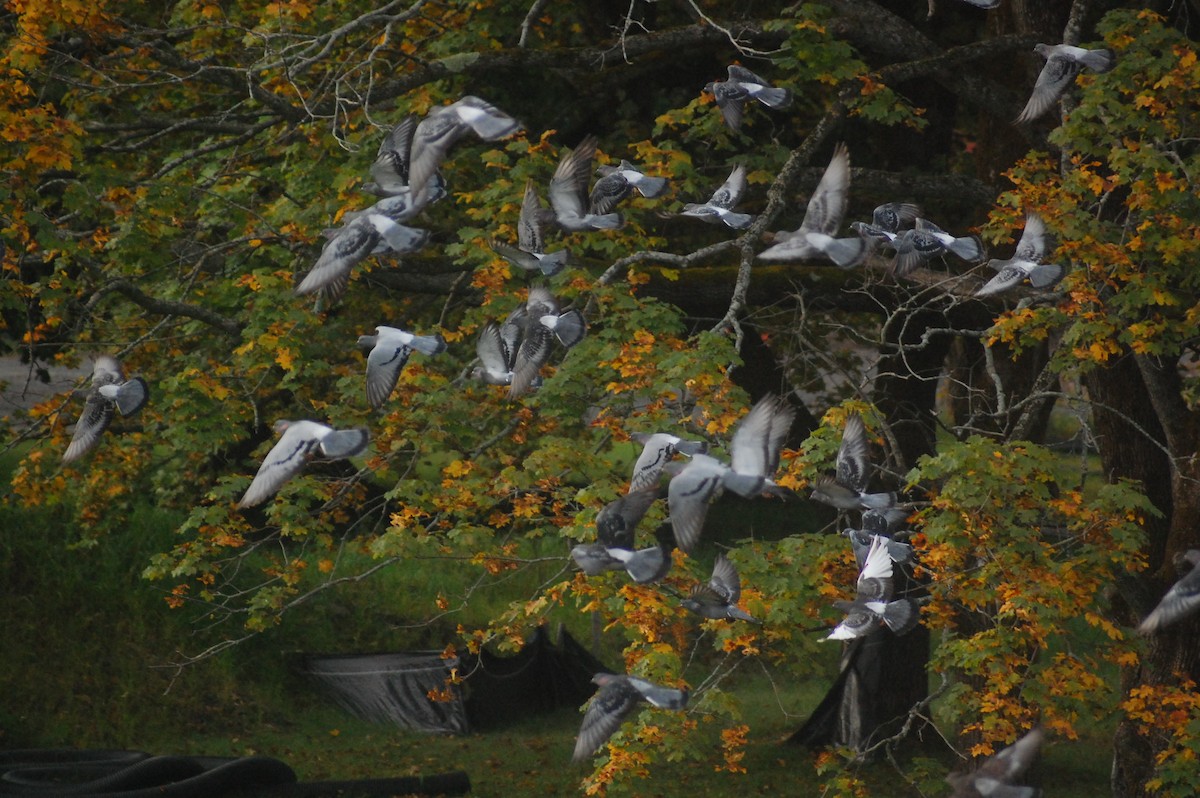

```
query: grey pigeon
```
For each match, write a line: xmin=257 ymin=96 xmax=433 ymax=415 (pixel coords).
xmin=850 ymin=221 xmax=899 ymax=250
xmin=682 ymin=552 xmax=760 ymax=623
xmin=573 ymin=673 xmax=688 ymax=762
xmin=472 ymin=317 xmax=524 ymax=387
xmin=357 ymin=326 xmax=447 ymax=409
xmin=596 ymin=487 xmax=661 ymax=549
xmin=679 ymin=164 xmax=754 ymax=229
xmin=407 ymin=96 xmax=522 ymax=207
xmin=845 ymin=529 xmax=914 ymax=570
xmin=957 ymin=0 xmax=1001 ymax=8
xmin=589 ymin=160 xmax=669 ymax=215
xmin=705 ymin=64 xmax=792 ymax=132
xmin=608 ymin=540 xmax=672 ymax=584
xmin=63 ymin=355 xmax=149 ymax=464
xmin=727 ymin=393 xmax=795 ymax=497
xmin=976 ymin=212 xmax=1064 ymax=297
xmin=893 ymin=218 xmax=985 ymax=277
xmin=826 ymin=535 xmax=920 ymax=640
xmin=810 ymin=412 xmax=896 ymax=511
xmin=362 ymin=115 xmax=446 ymax=199
xmin=297 ymin=212 xmax=430 ymax=300
xmin=1016 ymin=43 xmax=1115 ymax=124
xmin=1138 ymin=550 xmax=1200 ymax=635
xmin=490 ymin=180 xmax=569 ymax=277
xmin=628 ymin=432 xmax=709 ymax=493
xmin=508 ymin=286 xmax=586 ymax=399
xmin=571 ymin=542 xmax=625 ymax=576
xmin=872 ymin=202 xmax=922 ymax=233
xmin=757 ymin=143 xmax=868 ymax=268
xmin=548 ymin=136 xmax=623 ymax=231
xmin=237 ymin=420 xmax=369 ymax=508
xmin=339 ymin=184 xmax=446 ymax=227
xmin=947 ymin=727 xmax=1044 ymax=798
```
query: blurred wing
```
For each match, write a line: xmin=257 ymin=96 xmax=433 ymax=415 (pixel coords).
xmin=572 ymin=680 xmax=639 ymax=762
xmin=667 ymin=457 xmax=724 ymax=552
xmin=62 ymin=392 xmax=114 ymax=463
xmin=365 ymin=341 xmax=412 ymax=409
xmin=835 ymin=413 xmax=871 ymax=493
xmin=1014 ymin=213 xmax=1048 ymax=262
xmin=710 ymin=552 xmax=741 ymax=603
xmin=799 ymin=143 xmax=850 ymax=235
xmin=548 ymin=136 xmax=597 ymax=221
xmin=237 ymin=426 xmax=315 ymax=508
xmin=709 ymin=164 xmax=747 ymax=209
xmin=1015 ymin=55 xmax=1078 ymax=123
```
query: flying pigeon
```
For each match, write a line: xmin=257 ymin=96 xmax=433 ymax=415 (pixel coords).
xmin=507 ymin=286 xmax=586 ymax=399
xmin=472 ymin=317 xmax=524 ymax=387
xmin=826 ymin=535 xmax=920 ymax=640
xmin=1138 ymin=550 xmax=1200 ymax=635
xmin=596 ymin=487 xmax=661 ymax=550
xmin=810 ymin=412 xmax=896 ymax=511
xmin=872 ymin=202 xmax=922 ymax=233
xmin=608 ymin=537 xmax=673 ymax=584
xmin=1016 ymin=43 xmax=1115 ymax=124
xmin=407 ymin=96 xmax=522 ymax=207
xmin=705 ymin=65 xmax=792 ymax=132
xmin=62 ymin=355 xmax=149 ymax=464
xmin=297 ymin=211 xmax=430 ymax=299
xmin=757 ymin=143 xmax=868 ymax=268
xmin=490 ymin=180 xmax=569 ymax=277
xmin=237 ymin=420 xmax=369 ymax=508
xmin=947 ymin=727 xmax=1044 ymax=798
xmin=572 ymin=673 xmax=688 ymax=763
xmin=955 ymin=0 xmax=1001 ymax=8
xmin=571 ymin=543 xmax=625 ymax=576
xmin=589 ymin=160 xmax=669 ymax=215
xmin=682 ymin=552 xmax=760 ymax=623
xmin=362 ymin=115 xmax=446 ymax=199
xmin=357 ymin=326 xmax=447 ymax=409
xmin=548 ymin=136 xmax=623 ymax=231
xmin=892 ymin=218 xmax=985 ymax=277
xmin=628 ymin=432 xmax=709 ymax=493
xmin=975 ymin=212 xmax=1065 ymax=297
xmin=844 ymin=529 xmax=914 ymax=570
xmin=678 ymin=164 xmax=754 ymax=230
xmin=339 ymin=183 xmax=446 ymax=227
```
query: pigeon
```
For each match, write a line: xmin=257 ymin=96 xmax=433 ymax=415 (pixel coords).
xmin=947 ymin=727 xmax=1044 ymax=798
xmin=407 ymin=96 xmax=522 ymax=206
xmin=548 ymin=136 xmax=623 ymax=231
xmin=237 ymin=420 xmax=369 ymax=508
xmin=62 ymin=355 xmax=149 ymax=464
xmin=826 ymin=535 xmax=920 ymax=640
xmin=956 ymin=0 xmax=1001 ymax=8
xmin=850 ymin=220 xmax=899 ymax=250
xmin=297 ymin=212 xmax=430 ymax=299
xmin=608 ymin=539 xmax=673 ymax=584
xmin=571 ymin=542 xmax=626 ymax=576
xmin=872 ymin=202 xmax=922 ymax=233
xmin=1016 ymin=43 xmax=1116 ymax=124
xmin=892 ymin=218 xmax=985 ymax=277
xmin=844 ymin=529 xmax=914 ymax=570
xmin=678 ymin=164 xmax=754 ymax=229
xmin=357 ymin=326 xmax=447 ymax=409
xmin=589 ymin=160 xmax=669 ymax=215
xmin=472 ymin=317 xmax=524 ymax=387
xmin=628 ymin=432 xmax=709 ymax=493
xmin=508 ymin=286 xmax=587 ymax=399
xmin=757 ymin=143 xmax=868 ymax=268
xmin=339 ymin=184 xmax=446 ymax=227
xmin=1138 ymin=550 xmax=1200 ymax=635
xmin=704 ymin=64 xmax=792 ymax=132
xmin=975 ymin=212 xmax=1064 ymax=297
xmin=810 ymin=413 xmax=896 ymax=511
xmin=596 ymin=487 xmax=661 ymax=549
xmin=490 ymin=180 xmax=569 ymax=277
xmin=682 ymin=552 xmax=760 ymax=623
xmin=727 ymin=393 xmax=795 ymax=496
xmin=572 ymin=673 xmax=688 ymax=762
xmin=362 ymin=115 xmax=446 ymax=199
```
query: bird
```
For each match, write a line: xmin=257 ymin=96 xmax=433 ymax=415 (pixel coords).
xmin=810 ymin=412 xmax=896 ymax=511
xmin=892 ymin=218 xmax=985 ymax=277
xmin=955 ymin=0 xmax=1001 ymax=8
xmin=1138 ymin=550 xmax=1200 ymax=634
xmin=297 ymin=211 xmax=430 ymax=300
xmin=507 ymin=286 xmax=586 ymax=399
xmin=757 ymin=143 xmax=868 ymax=268
xmin=406 ymin=96 xmax=522 ymax=206
xmin=608 ymin=539 xmax=673 ymax=584
xmin=62 ymin=355 xmax=149 ymax=464
xmin=628 ymin=432 xmax=709 ymax=493
xmin=844 ymin=529 xmax=914 ymax=570
xmin=338 ymin=183 xmax=446 ymax=227
xmin=727 ymin=393 xmax=795 ymax=497
xmin=826 ymin=535 xmax=920 ymax=640
xmin=471 ymin=316 xmax=524 ymax=387
xmin=361 ymin=114 xmax=445 ymax=199
xmin=548 ymin=136 xmax=623 ymax=231
xmin=490 ymin=180 xmax=569 ymax=277
xmin=237 ymin=420 xmax=370 ymax=508
xmin=704 ymin=64 xmax=792 ymax=132
xmin=872 ymin=202 xmax=922 ymax=233
xmin=681 ymin=552 xmax=760 ymax=623
xmin=357 ymin=326 xmax=447 ymax=409
xmin=1015 ymin=43 xmax=1115 ymax=124
xmin=678 ymin=164 xmax=754 ymax=230
xmin=589 ymin=160 xmax=669 ymax=215
xmin=947 ymin=727 xmax=1044 ymax=798
xmin=571 ymin=542 xmax=625 ymax=576
xmin=595 ymin=487 xmax=661 ymax=550
xmin=572 ymin=673 xmax=688 ymax=762
xmin=975 ymin=212 xmax=1065 ymax=297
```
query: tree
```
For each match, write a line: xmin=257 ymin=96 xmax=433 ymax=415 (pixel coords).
xmin=2 ymin=0 xmax=1197 ymax=795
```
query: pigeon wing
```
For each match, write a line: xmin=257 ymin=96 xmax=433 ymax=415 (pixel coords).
xmin=709 ymin=164 xmax=747 ymax=210
xmin=799 ymin=143 xmax=850 ymax=236
xmin=596 ymin=488 xmax=659 ymax=549
xmin=836 ymin=412 xmax=872 ymax=493
xmin=297 ymin=216 xmax=379 ymax=297
xmin=369 ymin=115 xmax=417 ymax=194
xmin=549 ymin=136 xmax=597 ymax=223
xmin=710 ymin=552 xmax=742 ymax=604
xmin=1015 ymin=53 xmax=1079 ymax=123
xmin=237 ymin=424 xmax=320 ymax=508
xmin=365 ymin=340 xmax=412 ymax=409
xmin=573 ymin=678 xmax=640 ymax=762
xmin=667 ymin=455 xmax=725 ymax=553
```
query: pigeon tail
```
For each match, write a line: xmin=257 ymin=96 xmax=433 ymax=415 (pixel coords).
xmin=408 ymin=333 xmax=448 ymax=356
xmin=673 ymin=439 xmax=709 ymax=457
xmin=318 ymin=428 xmax=370 ymax=459
xmin=99 ymin=377 xmax=149 ymax=416
xmin=1028 ymin=262 xmax=1065 ymax=288
xmin=536 ymin=249 xmax=570 ymax=276
xmin=548 ymin=309 xmax=587 ymax=348
xmin=721 ymin=210 xmax=754 ymax=230
xmin=970 ymin=782 xmax=1039 ymax=798
xmin=1081 ymin=48 xmax=1116 ymax=72
xmin=948 ymin=234 xmax=985 ymax=263
xmin=860 ymin=491 xmax=897 ymax=510
xmin=825 ymin=236 xmax=868 ymax=269
xmin=881 ymin=599 xmax=920 ymax=635
xmin=755 ymin=86 xmax=792 ymax=109
xmin=609 ymin=546 xmax=669 ymax=584
xmin=721 ymin=471 xmax=767 ymax=499
xmin=727 ymin=606 xmax=762 ymax=624
xmin=584 ymin=212 xmax=623 ymax=230
xmin=634 ymin=175 xmax=669 ymax=198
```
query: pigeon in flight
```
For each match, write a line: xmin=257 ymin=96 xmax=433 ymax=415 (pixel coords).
xmin=62 ymin=355 xmax=149 ymax=464
xmin=596 ymin=487 xmax=661 ymax=550
xmin=407 ymin=96 xmax=522 ymax=207
xmin=682 ymin=552 xmax=760 ymax=623
xmin=956 ymin=0 xmax=1001 ymax=8
xmin=589 ymin=160 xmax=669 ymax=215
xmin=507 ymin=286 xmax=587 ymax=399
xmin=705 ymin=65 xmax=792 ymax=132
xmin=357 ymin=326 xmax=447 ymax=409
xmin=490 ymin=180 xmax=569 ymax=277
xmin=572 ymin=673 xmax=688 ymax=762
xmin=758 ymin=143 xmax=867 ymax=268
xmin=892 ymin=218 xmax=985 ymax=277
xmin=845 ymin=529 xmax=914 ymax=570
xmin=472 ymin=316 xmax=524 ymax=387
xmin=810 ymin=412 xmax=896 ymax=511
xmin=975 ymin=212 xmax=1064 ymax=297
xmin=678 ymin=164 xmax=754 ymax=230
xmin=237 ymin=420 xmax=369 ymax=508
xmin=571 ymin=543 xmax=626 ymax=576
xmin=1138 ymin=550 xmax=1200 ymax=635
xmin=1016 ymin=43 xmax=1115 ymax=124
xmin=628 ymin=432 xmax=709 ymax=493
xmin=362 ymin=115 xmax=446 ymax=200
xmin=872 ymin=202 xmax=922 ymax=234
xmin=297 ymin=211 xmax=430 ymax=300
xmin=548 ymin=136 xmax=623 ymax=231
xmin=947 ymin=727 xmax=1044 ymax=798
xmin=608 ymin=535 xmax=674 ymax=584
xmin=826 ymin=535 xmax=920 ymax=640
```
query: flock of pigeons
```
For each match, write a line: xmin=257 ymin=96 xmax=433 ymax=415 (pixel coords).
xmin=53 ymin=13 xmax=1190 ymax=791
